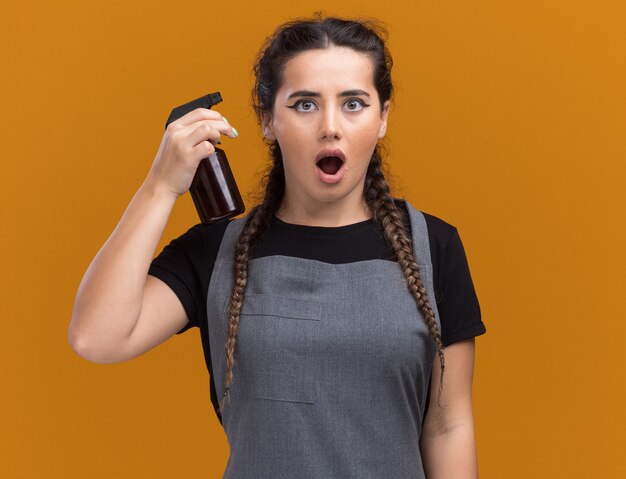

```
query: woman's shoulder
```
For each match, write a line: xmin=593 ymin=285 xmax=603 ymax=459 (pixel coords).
xmin=185 ymin=216 xmax=234 ymax=242
xmin=394 ymin=198 xmax=458 ymax=245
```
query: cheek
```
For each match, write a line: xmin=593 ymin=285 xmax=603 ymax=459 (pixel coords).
xmin=274 ymin=120 xmax=309 ymax=145
xmin=278 ymin=129 xmax=314 ymax=178
xmin=352 ymin=126 xmax=380 ymax=159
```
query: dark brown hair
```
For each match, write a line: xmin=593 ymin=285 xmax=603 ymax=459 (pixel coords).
xmin=220 ymin=12 xmax=445 ymax=414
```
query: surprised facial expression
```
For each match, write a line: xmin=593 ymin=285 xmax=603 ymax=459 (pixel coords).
xmin=262 ymin=46 xmax=390 ymax=207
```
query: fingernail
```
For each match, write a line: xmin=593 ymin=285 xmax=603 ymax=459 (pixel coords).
xmin=232 ymin=127 xmax=239 ymax=137
xmin=223 ymin=116 xmax=229 ymax=123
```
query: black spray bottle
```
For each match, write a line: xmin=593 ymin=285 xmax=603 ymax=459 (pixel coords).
xmin=165 ymin=92 xmax=245 ymax=224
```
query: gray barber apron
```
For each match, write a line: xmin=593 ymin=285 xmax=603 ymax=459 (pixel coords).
xmin=206 ymin=199 xmax=441 ymax=478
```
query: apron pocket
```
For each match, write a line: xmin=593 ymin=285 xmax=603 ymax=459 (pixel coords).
xmin=235 ymin=293 xmax=321 ymax=404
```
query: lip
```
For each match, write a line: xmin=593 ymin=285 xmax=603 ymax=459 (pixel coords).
xmin=315 ymin=148 xmax=346 ymax=184
xmin=315 ymin=148 xmax=346 ymax=164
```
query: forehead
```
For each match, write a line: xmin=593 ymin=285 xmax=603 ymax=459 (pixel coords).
xmin=278 ymin=46 xmax=375 ymax=93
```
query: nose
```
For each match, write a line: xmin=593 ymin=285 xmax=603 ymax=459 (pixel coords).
xmin=319 ymin=106 xmax=341 ymax=141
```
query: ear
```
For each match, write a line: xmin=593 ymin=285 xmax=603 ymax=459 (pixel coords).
xmin=261 ymin=112 xmax=276 ymax=141
xmin=378 ymin=100 xmax=391 ymax=139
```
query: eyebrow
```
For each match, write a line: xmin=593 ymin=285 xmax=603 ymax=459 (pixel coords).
xmin=286 ymin=89 xmax=371 ymax=100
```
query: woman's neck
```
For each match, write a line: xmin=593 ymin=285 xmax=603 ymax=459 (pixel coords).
xmin=275 ymin=196 xmax=372 ymax=227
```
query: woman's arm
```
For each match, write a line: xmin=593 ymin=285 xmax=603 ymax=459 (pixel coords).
xmin=68 ymin=107 xmax=237 ymax=363
xmin=68 ymin=181 xmax=183 ymax=363
xmin=419 ymin=337 xmax=479 ymax=478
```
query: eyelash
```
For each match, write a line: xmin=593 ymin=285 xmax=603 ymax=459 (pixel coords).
xmin=287 ymin=98 xmax=370 ymax=112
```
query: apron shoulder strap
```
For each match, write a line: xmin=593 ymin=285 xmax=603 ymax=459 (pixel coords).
xmin=402 ymin=199 xmax=433 ymax=267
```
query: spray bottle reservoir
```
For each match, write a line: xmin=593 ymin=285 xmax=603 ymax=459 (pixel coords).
xmin=165 ymin=92 xmax=245 ymax=224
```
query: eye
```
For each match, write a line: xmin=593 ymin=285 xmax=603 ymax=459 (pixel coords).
xmin=344 ymin=98 xmax=369 ymax=111
xmin=288 ymin=100 xmax=318 ymax=112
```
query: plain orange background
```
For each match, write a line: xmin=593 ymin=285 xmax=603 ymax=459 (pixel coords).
xmin=1 ymin=0 xmax=625 ymax=477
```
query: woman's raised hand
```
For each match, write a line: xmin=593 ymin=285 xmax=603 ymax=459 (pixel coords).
xmin=144 ymin=107 xmax=238 ymax=198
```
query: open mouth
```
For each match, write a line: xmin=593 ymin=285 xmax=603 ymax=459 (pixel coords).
xmin=316 ymin=156 xmax=344 ymax=175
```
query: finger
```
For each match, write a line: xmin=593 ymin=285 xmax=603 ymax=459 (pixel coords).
xmin=168 ymin=107 xmax=225 ymax=129
xmin=191 ymin=139 xmax=216 ymax=160
xmin=187 ymin=120 xmax=236 ymax=148
xmin=191 ymin=117 xmax=237 ymax=139
xmin=186 ymin=121 xmax=221 ymax=148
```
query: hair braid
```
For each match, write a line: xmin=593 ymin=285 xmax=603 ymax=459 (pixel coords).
xmin=364 ymin=148 xmax=447 ymax=406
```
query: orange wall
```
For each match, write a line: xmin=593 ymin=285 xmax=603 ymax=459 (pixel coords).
xmin=1 ymin=1 xmax=624 ymax=477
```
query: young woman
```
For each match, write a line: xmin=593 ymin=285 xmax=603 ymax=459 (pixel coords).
xmin=70 ymin=13 xmax=486 ymax=478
